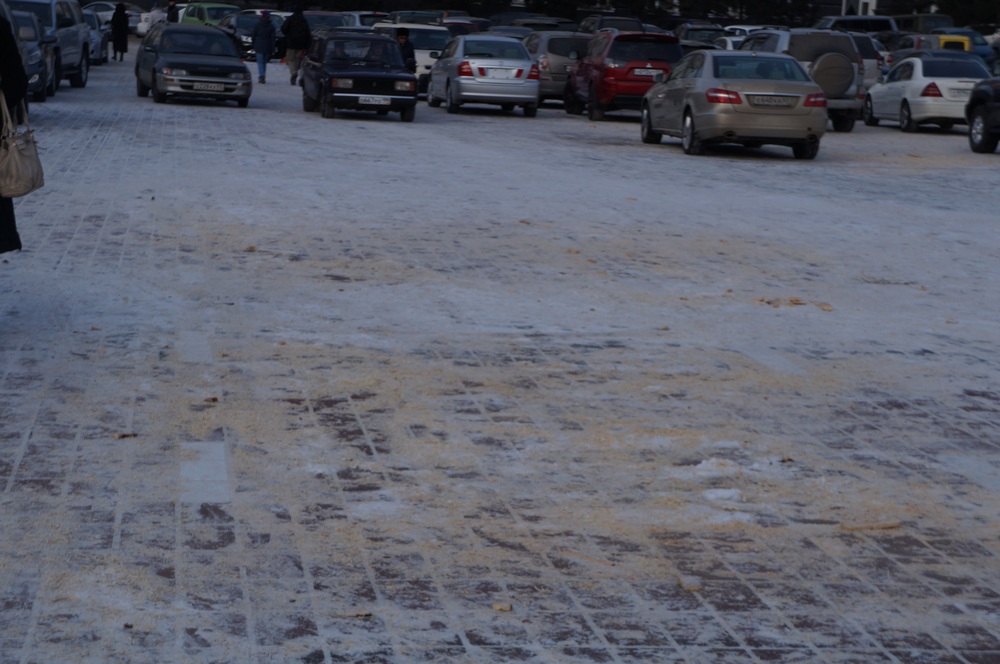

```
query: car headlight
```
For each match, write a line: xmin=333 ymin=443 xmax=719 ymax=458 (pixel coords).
xmin=160 ymin=67 xmax=187 ymax=76
xmin=240 ymin=36 xmax=251 ymax=43
xmin=229 ymin=71 xmax=250 ymax=80
xmin=394 ymin=80 xmax=415 ymax=92
xmin=331 ymin=78 xmax=353 ymax=89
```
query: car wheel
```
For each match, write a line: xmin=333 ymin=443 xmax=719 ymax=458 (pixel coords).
xmin=47 ymin=64 xmax=58 ymax=96
xmin=427 ymin=79 xmax=442 ymax=107
xmin=640 ymin=104 xmax=661 ymax=144
xmin=302 ymin=90 xmax=317 ymax=112
xmin=400 ymin=105 xmax=415 ymax=122
xmin=32 ymin=81 xmax=47 ymax=103
xmin=587 ymin=86 xmax=604 ymax=121
xmin=968 ymin=105 xmax=1000 ymax=153
xmin=899 ymin=101 xmax=917 ymax=132
xmin=862 ymin=96 xmax=879 ymax=126
xmin=563 ymin=84 xmax=583 ymax=115
xmin=136 ymin=75 xmax=150 ymax=97
xmin=69 ymin=54 xmax=89 ymax=88
xmin=446 ymin=83 xmax=460 ymax=114
xmin=152 ymin=74 xmax=166 ymax=103
xmin=830 ymin=111 xmax=855 ymax=132
xmin=792 ymin=140 xmax=820 ymax=160
xmin=523 ymin=104 xmax=537 ymax=117
xmin=681 ymin=111 xmax=704 ymax=155
xmin=321 ymin=95 xmax=335 ymax=118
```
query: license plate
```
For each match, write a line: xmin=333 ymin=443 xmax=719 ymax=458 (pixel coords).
xmin=488 ymin=68 xmax=514 ymax=79
xmin=752 ymin=95 xmax=793 ymax=107
xmin=634 ymin=68 xmax=661 ymax=76
xmin=564 ymin=64 xmax=572 ymax=72
xmin=192 ymin=82 xmax=224 ymax=92
xmin=359 ymin=96 xmax=390 ymax=105
xmin=952 ymin=89 xmax=971 ymax=98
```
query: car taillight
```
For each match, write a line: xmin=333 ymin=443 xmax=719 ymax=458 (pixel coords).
xmin=804 ymin=92 xmax=827 ymax=107
xmin=705 ymin=88 xmax=741 ymax=104
xmin=458 ymin=61 xmax=473 ymax=77
xmin=527 ymin=64 xmax=539 ymax=80
xmin=920 ymin=82 xmax=943 ymax=97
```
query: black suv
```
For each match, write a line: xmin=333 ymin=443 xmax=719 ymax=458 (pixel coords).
xmin=300 ymin=31 xmax=418 ymax=122
xmin=577 ymin=14 xmax=644 ymax=33
xmin=9 ymin=0 xmax=89 ymax=88
xmin=966 ymin=77 xmax=1000 ymax=153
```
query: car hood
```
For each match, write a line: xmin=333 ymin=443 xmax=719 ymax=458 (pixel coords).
xmin=157 ymin=53 xmax=247 ymax=74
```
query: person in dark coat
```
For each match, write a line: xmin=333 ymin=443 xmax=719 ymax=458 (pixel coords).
xmin=281 ymin=7 xmax=310 ymax=85
xmin=166 ymin=0 xmax=179 ymax=23
xmin=396 ymin=27 xmax=416 ymax=73
xmin=1 ymin=13 xmax=29 ymax=254
xmin=110 ymin=3 xmax=129 ymax=61
xmin=251 ymin=10 xmax=276 ymax=84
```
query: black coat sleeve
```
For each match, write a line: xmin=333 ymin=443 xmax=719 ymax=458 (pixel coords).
xmin=0 ymin=16 xmax=28 ymax=109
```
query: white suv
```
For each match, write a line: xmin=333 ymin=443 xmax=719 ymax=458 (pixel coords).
xmin=739 ymin=28 xmax=865 ymax=132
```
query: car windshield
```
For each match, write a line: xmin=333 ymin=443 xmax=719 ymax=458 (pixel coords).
xmin=325 ymin=39 xmax=403 ymax=66
xmin=609 ymin=38 xmax=683 ymax=63
xmin=685 ymin=28 xmax=725 ymax=41
xmin=160 ymin=30 xmax=239 ymax=56
xmin=462 ymin=39 xmax=528 ymax=59
xmin=714 ymin=55 xmax=810 ymax=80
xmin=9 ymin=2 xmax=50 ymax=28
xmin=205 ymin=6 xmax=235 ymax=21
xmin=408 ymin=28 xmax=450 ymax=50
xmin=305 ymin=14 xmax=348 ymax=29
xmin=546 ymin=37 xmax=590 ymax=57
xmin=922 ymin=59 xmax=989 ymax=78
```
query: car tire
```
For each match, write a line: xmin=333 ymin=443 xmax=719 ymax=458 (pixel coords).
xmin=69 ymin=54 xmax=89 ymax=88
xmin=500 ymin=103 xmax=514 ymax=112
xmin=792 ymin=140 xmax=820 ymax=160
xmin=446 ymin=83 xmax=460 ymax=114
xmin=563 ymin=84 xmax=583 ymax=115
xmin=400 ymin=105 xmax=415 ymax=122
xmin=968 ymin=105 xmax=1000 ymax=153
xmin=152 ymin=75 xmax=166 ymax=103
xmin=640 ymin=105 xmax=661 ymax=144
xmin=427 ymin=80 xmax=442 ymax=108
xmin=136 ymin=76 xmax=150 ymax=97
xmin=321 ymin=95 xmax=335 ymax=118
xmin=302 ymin=91 xmax=317 ymax=112
xmin=587 ymin=86 xmax=604 ymax=121
xmin=899 ymin=100 xmax=917 ymax=132
xmin=862 ymin=96 xmax=879 ymax=126
xmin=47 ymin=64 xmax=58 ymax=96
xmin=681 ymin=110 xmax=704 ymax=155
xmin=830 ymin=111 xmax=855 ymax=132
xmin=523 ymin=104 xmax=537 ymax=117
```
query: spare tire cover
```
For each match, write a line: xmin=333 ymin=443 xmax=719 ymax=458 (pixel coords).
xmin=810 ymin=52 xmax=854 ymax=99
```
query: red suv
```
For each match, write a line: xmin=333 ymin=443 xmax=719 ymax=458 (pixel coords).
xmin=565 ymin=32 xmax=684 ymax=120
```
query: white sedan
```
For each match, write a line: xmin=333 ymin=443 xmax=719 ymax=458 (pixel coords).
xmin=862 ymin=55 xmax=990 ymax=131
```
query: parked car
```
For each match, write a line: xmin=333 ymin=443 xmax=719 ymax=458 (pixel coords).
xmin=301 ymin=11 xmax=350 ymax=32
xmin=300 ymin=31 xmax=417 ymax=121
xmin=427 ymin=34 xmax=539 ymax=116
xmin=134 ymin=22 xmax=251 ymax=106
xmin=522 ymin=30 xmax=590 ymax=104
xmin=510 ymin=16 xmax=574 ymax=32
xmin=335 ymin=11 xmax=388 ymax=27
xmin=180 ymin=2 xmax=237 ymax=27
xmin=82 ymin=8 xmax=107 ymax=64
xmin=372 ymin=22 xmax=450 ymax=93
xmin=82 ymin=1 xmax=140 ymax=32
xmin=217 ymin=12 xmax=284 ymax=60
xmin=930 ymin=27 xmax=994 ymax=67
xmin=565 ymin=30 xmax=684 ymax=120
xmin=640 ymin=50 xmax=827 ymax=158
xmin=675 ymin=23 xmax=726 ymax=42
xmin=848 ymin=32 xmax=883 ymax=90
xmin=577 ymin=14 xmax=643 ymax=33
xmin=9 ymin=0 xmax=90 ymax=87
xmin=813 ymin=15 xmax=898 ymax=34
xmin=966 ymin=75 xmax=1000 ymax=152
xmin=713 ymin=36 xmax=744 ymax=50
xmin=862 ymin=56 xmax=989 ymax=130
xmin=738 ymin=28 xmax=864 ymax=131
xmin=13 ymin=8 xmax=57 ymax=100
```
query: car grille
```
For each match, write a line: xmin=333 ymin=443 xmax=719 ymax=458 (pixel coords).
xmin=347 ymin=79 xmax=398 ymax=94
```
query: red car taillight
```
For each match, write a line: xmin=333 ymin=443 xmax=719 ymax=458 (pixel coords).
xmin=705 ymin=88 xmax=741 ymax=104
xmin=458 ymin=61 xmax=473 ymax=77
xmin=804 ymin=93 xmax=827 ymax=107
xmin=527 ymin=64 xmax=539 ymax=80
xmin=920 ymin=82 xmax=943 ymax=97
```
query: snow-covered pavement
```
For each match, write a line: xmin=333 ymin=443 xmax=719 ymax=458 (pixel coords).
xmin=1 ymin=52 xmax=999 ymax=662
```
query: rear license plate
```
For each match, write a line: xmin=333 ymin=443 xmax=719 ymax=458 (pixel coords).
xmin=952 ymin=89 xmax=971 ymax=98
xmin=634 ymin=68 xmax=661 ymax=76
xmin=488 ymin=68 xmax=514 ymax=79
xmin=752 ymin=95 xmax=793 ymax=107
xmin=359 ymin=96 xmax=390 ymax=105
xmin=192 ymin=82 xmax=224 ymax=92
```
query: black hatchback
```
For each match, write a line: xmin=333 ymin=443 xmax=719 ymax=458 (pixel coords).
xmin=300 ymin=31 xmax=418 ymax=122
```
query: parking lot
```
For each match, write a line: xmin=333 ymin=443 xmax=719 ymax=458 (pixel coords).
xmin=0 ymin=55 xmax=998 ymax=663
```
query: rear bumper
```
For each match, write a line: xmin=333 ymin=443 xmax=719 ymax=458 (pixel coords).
xmin=695 ymin=109 xmax=827 ymax=145
xmin=455 ymin=79 xmax=539 ymax=105
xmin=909 ymin=96 xmax=969 ymax=123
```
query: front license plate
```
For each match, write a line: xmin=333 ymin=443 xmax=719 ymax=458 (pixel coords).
xmin=192 ymin=82 xmax=224 ymax=92
xmin=634 ymin=68 xmax=661 ymax=76
xmin=359 ymin=96 xmax=391 ymax=105
xmin=752 ymin=95 xmax=793 ymax=107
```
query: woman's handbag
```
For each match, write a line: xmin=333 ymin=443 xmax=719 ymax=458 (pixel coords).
xmin=0 ymin=91 xmax=44 ymax=198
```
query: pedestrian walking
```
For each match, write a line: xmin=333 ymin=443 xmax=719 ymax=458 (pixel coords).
xmin=0 ymin=13 xmax=29 ymax=254
xmin=251 ymin=10 xmax=276 ymax=84
xmin=110 ymin=3 xmax=129 ymax=61
xmin=396 ymin=27 xmax=416 ymax=73
xmin=281 ymin=6 xmax=310 ymax=85
xmin=165 ymin=0 xmax=179 ymax=23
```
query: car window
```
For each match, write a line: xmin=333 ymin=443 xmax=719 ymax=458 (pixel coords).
xmin=714 ymin=55 xmax=809 ymax=80
xmin=522 ymin=33 xmax=538 ymax=53
xmin=408 ymin=28 xmax=449 ymax=51
xmin=161 ymin=29 xmax=238 ymax=56
xmin=850 ymin=35 xmax=877 ymax=58
xmin=306 ymin=14 xmax=348 ymax=30
xmin=787 ymin=34 xmax=857 ymax=60
xmin=887 ymin=62 xmax=911 ymax=82
xmin=461 ymin=39 xmax=527 ymax=59
xmin=546 ymin=37 xmax=589 ymax=57
xmin=598 ymin=17 xmax=642 ymax=31
xmin=922 ymin=59 xmax=989 ymax=78
xmin=205 ymin=6 xmax=233 ymax=21
xmin=83 ymin=11 xmax=97 ymax=28
xmin=610 ymin=37 xmax=683 ymax=63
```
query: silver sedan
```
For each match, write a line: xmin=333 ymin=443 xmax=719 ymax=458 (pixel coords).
xmin=641 ymin=50 xmax=828 ymax=159
xmin=427 ymin=35 xmax=540 ymax=116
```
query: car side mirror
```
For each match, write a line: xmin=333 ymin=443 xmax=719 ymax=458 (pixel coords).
xmin=429 ymin=51 xmax=439 ymax=59
xmin=57 ymin=16 xmax=74 ymax=28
